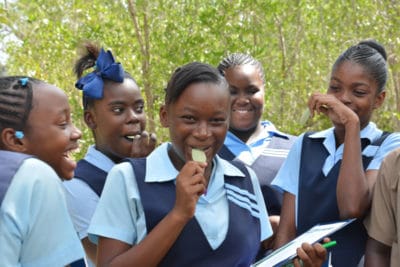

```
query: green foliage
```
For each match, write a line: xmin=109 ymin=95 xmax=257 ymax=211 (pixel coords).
xmin=1 ymin=0 xmax=400 ymax=158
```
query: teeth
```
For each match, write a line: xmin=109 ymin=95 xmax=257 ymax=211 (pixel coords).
xmin=126 ymin=135 xmax=141 ymax=141
xmin=233 ymin=108 xmax=251 ymax=112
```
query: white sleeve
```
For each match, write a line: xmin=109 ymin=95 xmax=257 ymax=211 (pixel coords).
xmin=88 ymin=162 xmax=144 ymax=245
xmin=0 ymin=158 xmax=84 ymax=267
xmin=271 ymin=133 xmax=305 ymax=196
xmin=63 ymin=178 xmax=99 ymax=239
xmin=367 ymin=132 xmax=400 ymax=170
xmin=248 ymin=166 xmax=273 ymax=241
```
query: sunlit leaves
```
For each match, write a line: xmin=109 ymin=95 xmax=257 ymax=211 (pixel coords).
xmin=1 ymin=0 xmax=399 ymax=150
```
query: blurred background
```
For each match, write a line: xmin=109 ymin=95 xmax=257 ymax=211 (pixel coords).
xmin=1 ymin=0 xmax=399 ymax=158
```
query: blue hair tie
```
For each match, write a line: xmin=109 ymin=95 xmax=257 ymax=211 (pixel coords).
xmin=75 ymin=48 xmax=124 ymax=99
xmin=19 ymin=77 xmax=29 ymax=87
xmin=15 ymin=131 xmax=24 ymax=139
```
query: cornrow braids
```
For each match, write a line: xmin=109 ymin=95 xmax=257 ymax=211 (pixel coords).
xmin=217 ymin=53 xmax=265 ymax=85
xmin=0 ymin=76 xmax=37 ymax=132
xmin=333 ymin=39 xmax=388 ymax=93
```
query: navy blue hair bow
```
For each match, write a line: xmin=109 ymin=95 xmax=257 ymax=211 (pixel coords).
xmin=75 ymin=48 xmax=124 ymax=99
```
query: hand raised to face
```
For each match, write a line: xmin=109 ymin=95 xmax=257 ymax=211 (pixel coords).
xmin=129 ymin=131 xmax=157 ymax=158
xmin=173 ymin=160 xmax=207 ymax=221
xmin=307 ymin=92 xmax=359 ymax=127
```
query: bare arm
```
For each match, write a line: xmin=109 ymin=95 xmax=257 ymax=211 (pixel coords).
xmin=82 ymin=237 xmax=97 ymax=264
xmin=261 ymin=215 xmax=280 ymax=250
xmin=274 ymin=192 xmax=296 ymax=249
xmin=336 ymin=119 xmax=373 ymax=218
xmin=308 ymin=93 xmax=372 ymax=218
xmin=364 ymin=237 xmax=391 ymax=267
xmin=273 ymin=193 xmax=327 ymax=266
xmin=97 ymin=209 xmax=190 ymax=267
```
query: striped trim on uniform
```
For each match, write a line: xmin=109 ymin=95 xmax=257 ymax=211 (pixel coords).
xmin=260 ymin=147 xmax=290 ymax=158
xmin=225 ymin=183 xmax=261 ymax=218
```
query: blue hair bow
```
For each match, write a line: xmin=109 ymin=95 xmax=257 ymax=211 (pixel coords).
xmin=75 ymin=48 xmax=124 ymax=99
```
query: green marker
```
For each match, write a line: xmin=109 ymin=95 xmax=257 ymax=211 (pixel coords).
xmin=322 ymin=240 xmax=337 ymax=249
xmin=280 ymin=241 xmax=337 ymax=267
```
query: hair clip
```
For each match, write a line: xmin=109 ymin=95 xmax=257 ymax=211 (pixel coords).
xmin=15 ymin=131 xmax=24 ymax=139
xmin=19 ymin=77 xmax=29 ymax=87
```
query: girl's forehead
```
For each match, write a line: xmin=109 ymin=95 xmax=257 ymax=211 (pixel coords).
xmin=103 ymin=79 xmax=141 ymax=98
xmin=31 ymin=83 xmax=69 ymax=110
xmin=172 ymin=83 xmax=229 ymax=107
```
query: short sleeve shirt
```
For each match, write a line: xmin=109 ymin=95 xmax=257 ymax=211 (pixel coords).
xmin=0 ymin=158 xmax=84 ymax=267
xmin=63 ymin=145 xmax=115 ymax=239
xmin=364 ymin=148 xmax=400 ymax=267
xmin=88 ymin=142 xmax=272 ymax=250
xmin=272 ymin=122 xmax=400 ymax=224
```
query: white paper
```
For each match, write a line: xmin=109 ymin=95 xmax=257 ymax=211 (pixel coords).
xmin=252 ymin=219 xmax=355 ymax=267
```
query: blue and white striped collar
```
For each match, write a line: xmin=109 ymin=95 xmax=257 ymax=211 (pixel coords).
xmin=226 ymin=120 xmax=290 ymax=145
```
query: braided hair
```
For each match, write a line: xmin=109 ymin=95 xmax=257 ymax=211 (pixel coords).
xmin=0 ymin=76 xmax=38 ymax=132
xmin=217 ymin=53 xmax=265 ymax=85
xmin=333 ymin=39 xmax=388 ymax=93
xmin=74 ymin=41 xmax=136 ymax=110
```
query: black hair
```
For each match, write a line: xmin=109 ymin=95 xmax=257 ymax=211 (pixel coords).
xmin=217 ymin=53 xmax=265 ymax=85
xmin=333 ymin=39 xmax=388 ymax=93
xmin=74 ymin=41 xmax=137 ymax=110
xmin=0 ymin=76 xmax=38 ymax=132
xmin=164 ymin=62 xmax=228 ymax=105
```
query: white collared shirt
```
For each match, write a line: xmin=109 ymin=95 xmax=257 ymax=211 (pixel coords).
xmin=88 ymin=142 xmax=272 ymax=249
xmin=63 ymin=145 xmax=115 ymax=239
xmin=272 ymin=122 xmax=400 ymax=224
xmin=1 ymin=158 xmax=84 ymax=266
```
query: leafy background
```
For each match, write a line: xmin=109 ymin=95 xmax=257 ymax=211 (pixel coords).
xmin=1 ymin=0 xmax=400 ymax=158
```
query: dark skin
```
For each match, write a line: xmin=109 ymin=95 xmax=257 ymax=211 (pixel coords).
xmin=82 ymin=78 xmax=156 ymax=263
xmin=223 ymin=64 xmax=265 ymax=144
xmin=85 ymin=78 xmax=156 ymax=163
xmin=365 ymin=238 xmax=391 ymax=267
xmin=274 ymin=61 xmax=385 ymax=257
xmin=223 ymin=64 xmax=280 ymax=244
xmin=96 ymin=82 xmax=226 ymax=267
xmin=95 ymin=81 xmax=327 ymax=267
xmin=1 ymin=82 xmax=81 ymax=180
xmin=1 ymin=82 xmax=82 ymax=267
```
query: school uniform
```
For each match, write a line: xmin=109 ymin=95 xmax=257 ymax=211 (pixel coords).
xmin=272 ymin=122 xmax=400 ymax=267
xmin=0 ymin=151 xmax=84 ymax=267
xmin=364 ymin=148 xmax=400 ymax=267
xmin=63 ymin=145 xmax=115 ymax=267
xmin=88 ymin=142 xmax=272 ymax=266
xmin=219 ymin=120 xmax=296 ymax=215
